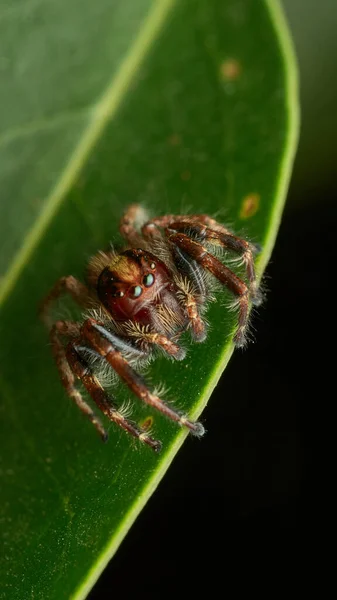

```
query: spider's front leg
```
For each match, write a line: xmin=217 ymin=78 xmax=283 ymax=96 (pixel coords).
xmin=49 ymin=321 xmax=161 ymax=450
xmin=169 ymin=233 xmax=251 ymax=347
xmin=49 ymin=320 xmax=108 ymax=440
xmin=66 ymin=344 xmax=161 ymax=451
xmin=40 ymin=275 xmax=92 ymax=329
xmin=81 ymin=318 xmax=205 ymax=437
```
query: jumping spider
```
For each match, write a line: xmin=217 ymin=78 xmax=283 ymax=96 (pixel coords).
xmin=40 ymin=205 xmax=262 ymax=452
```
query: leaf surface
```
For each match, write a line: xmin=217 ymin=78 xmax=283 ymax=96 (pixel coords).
xmin=0 ymin=1 xmax=298 ymax=598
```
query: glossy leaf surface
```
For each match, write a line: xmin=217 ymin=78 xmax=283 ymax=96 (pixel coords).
xmin=0 ymin=0 xmax=298 ymax=598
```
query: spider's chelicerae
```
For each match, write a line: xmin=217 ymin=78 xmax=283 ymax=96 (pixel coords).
xmin=41 ymin=205 xmax=262 ymax=452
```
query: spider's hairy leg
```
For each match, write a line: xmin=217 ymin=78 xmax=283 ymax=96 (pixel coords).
xmin=174 ymin=213 xmax=260 ymax=252
xmin=168 ymin=220 xmax=262 ymax=305
xmin=141 ymin=214 xmax=178 ymax=239
xmin=173 ymin=272 xmax=206 ymax=343
xmin=66 ymin=345 xmax=161 ymax=452
xmin=49 ymin=321 xmax=108 ymax=441
xmin=169 ymin=233 xmax=251 ymax=348
xmin=119 ymin=203 xmax=150 ymax=246
xmin=39 ymin=276 xmax=91 ymax=329
xmin=171 ymin=244 xmax=208 ymax=342
xmin=82 ymin=319 xmax=205 ymax=437
xmin=141 ymin=212 xmax=231 ymax=240
xmin=178 ymin=287 xmax=205 ymax=342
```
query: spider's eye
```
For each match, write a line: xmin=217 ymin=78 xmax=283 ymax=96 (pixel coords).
xmin=143 ymin=273 xmax=155 ymax=287
xmin=107 ymin=284 xmax=124 ymax=298
xmin=130 ymin=285 xmax=142 ymax=298
xmin=150 ymin=262 xmax=156 ymax=270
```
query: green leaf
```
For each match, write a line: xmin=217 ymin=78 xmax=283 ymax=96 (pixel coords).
xmin=0 ymin=0 xmax=298 ymax=598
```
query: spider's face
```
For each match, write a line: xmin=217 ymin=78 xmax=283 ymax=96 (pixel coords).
xmin=97 ymin=248 xmax=172 ymax=321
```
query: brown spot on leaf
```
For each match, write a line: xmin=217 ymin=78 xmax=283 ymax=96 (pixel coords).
xmin=168 ymin=133 xmax=181 ymax=146
xmin=239 ymin=193 xmax=260 ymax=219
xmin=180 ymin=170 xmax=191 ymax=181
xmin=140 ymin=416 xmax=154 ymax=431
xmin=220 ymin=59 xmax=241 ymax=81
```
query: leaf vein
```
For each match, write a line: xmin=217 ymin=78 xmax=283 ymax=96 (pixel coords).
xmin=0 ymin=107 xmax=92 ymax=149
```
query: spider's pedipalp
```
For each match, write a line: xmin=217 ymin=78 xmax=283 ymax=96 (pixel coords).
xmin=123 ymin=320 xmax=186 ymax=360
xmin=81 ymin=318 xmax=204 ymax=436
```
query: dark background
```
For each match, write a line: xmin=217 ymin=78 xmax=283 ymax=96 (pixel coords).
xmin=89 ymin=2 xmax=335 ymax=595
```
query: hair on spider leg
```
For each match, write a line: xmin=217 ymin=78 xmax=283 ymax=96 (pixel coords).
xmin=151 ymin=382 xmax=172 ymax=402
xmin=74 ymin=345 xmax=118 ymax=389
xmin=173 ymin=259 xmax=208 ymax=300
xmin=180 ymin=418 xmax=205 ymax=438
xmin=248 ymin=270 xmax=268 ymax=308
xmin=142 ymin=378 xmax=206 ymax=439
xmin=117 ymin=398 xmax=135 ymax=420
xmin=251 ymin=288 xmax=264 ymax=307
xmin=134 ymin=370 xmax=173 ymax=402
xmin=251 ymin=241 xmax=262 ymax=254
xmin=136 ymin=417 xmax=157 ymax=442
xmin=106 ymin=417 xmax=162 ymax=453
xmin=228 ymin=298 xmax=260 ymax=349
xmin=91 ymin=322 xmax=147 ymax=359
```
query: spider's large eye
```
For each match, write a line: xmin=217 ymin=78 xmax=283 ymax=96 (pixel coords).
xmin=130 ymin=285 xmax=142 ymax=298
xmin=143 ymin=273 xmax=155 ymax=287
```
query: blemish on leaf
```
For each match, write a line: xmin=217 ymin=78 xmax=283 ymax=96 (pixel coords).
xmin=140 ymin=416 xmax=154 ymax=431
xmin=180 ymin=170 xmax=191 ymax=181
xmin=239 ymin=193 xmax=260 ymax=219
xmin=63 ymin=496 xmax=75 ymax=519
xmin=168 ymin=133 xmax=181 ymax=146
xmin=220 ymin=58 xmax=241 ymax=81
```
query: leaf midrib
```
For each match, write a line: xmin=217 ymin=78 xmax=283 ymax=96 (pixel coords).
xmin=0 ymin=0 xmax=177 ymax=308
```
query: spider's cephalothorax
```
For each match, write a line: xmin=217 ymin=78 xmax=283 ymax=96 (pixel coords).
xmin=40 ymin=205 xmax=262 ymax=452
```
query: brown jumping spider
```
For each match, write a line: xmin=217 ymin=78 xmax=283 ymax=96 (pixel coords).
xmin=40 ymin=205 xmax=262 ymax=452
